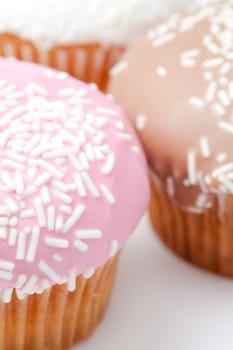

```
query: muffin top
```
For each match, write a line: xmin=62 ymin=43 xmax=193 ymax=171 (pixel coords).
xmin=0 ymin=0 xmax=191 ymax=50
xmin=110 ymin=0 xmax=233 ymax=212
xmin=0 ymin=58 xmax=149 ymax=301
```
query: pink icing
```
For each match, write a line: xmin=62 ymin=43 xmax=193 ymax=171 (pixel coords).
xmin=0 ymin=58 xmax=149 ymax=300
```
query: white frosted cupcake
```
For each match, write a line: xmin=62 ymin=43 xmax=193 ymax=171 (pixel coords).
xmin=0 ymin=0 xmax=192 ymax=90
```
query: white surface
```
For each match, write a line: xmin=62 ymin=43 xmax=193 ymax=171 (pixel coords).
xmin=73 ymin=214 xmax=233 ymax=350
xmin=0 ymin=0 xmax=195 ymax=49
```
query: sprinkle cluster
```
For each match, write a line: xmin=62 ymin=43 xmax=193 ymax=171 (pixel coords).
xmin=0 ymin=61 xmax=144 ymax=303
xmin=147 ymin=0 xmax=233 ymax=211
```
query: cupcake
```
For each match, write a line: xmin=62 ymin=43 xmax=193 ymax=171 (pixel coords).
xmin=0 ymin=58 xmax=149 ymax=349
xmin=109 ymin=0 xmax=233 ymax=277
xmin=0 ymin=0 xmax=192 ymax=91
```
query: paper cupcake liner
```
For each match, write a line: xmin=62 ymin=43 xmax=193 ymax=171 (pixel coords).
xmin=0 ymin=253 xmax=119 ymax=350
xmin=0 ymin=33 xmax=124 ymax=91
xmin=150 ymin=175 xmax=233 ymax=277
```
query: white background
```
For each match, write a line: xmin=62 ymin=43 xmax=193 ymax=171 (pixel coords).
xmin=74 ymin=215 xmax=233 ymax=350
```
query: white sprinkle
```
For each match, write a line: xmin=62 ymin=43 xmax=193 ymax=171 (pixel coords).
xmin=81 ymin=172 xmax=100 ymax=198
xmin=20 ymin=186 xmax=37 ymax=199
xmin=109 ymin=240 xmax=118 ymax=258
xmin=34 ymin=172 xmax=52 ymax=187
xmin=156 ymin=66 xmax=167 ymax=77
xmin=34 ymin=197 xmax=46 ymax=228
xmin=9 ymin=217 xmax=17 ymax=227
xmin=0 ymin=105 xmax=26 ymax=127
xmin=200 ymin=136 xmax=211 ymax=159
xmin=60 ymin=205 xmax=72 ymax=215
xmin=0 ymin=227 xmax=7 ymax=239
xmin=2 ymin=288 xmax=13 ymax=303
xmin=187 ymin=151 xmax=197 ymax=185
xmin=3 ymin=159 xmax=25 ymax=171
xmin=40 ymin=186 xmax=51 ymax=205
xmin=0 ymin=206 xmax=10 ymax=216
xmin=203 ymin=57 xmax=224 ymax=68
xmin=181 ymin=49 xmax=200 ymax=59
xmin=52 ymin=180 xmax=68 ymax=193
xmin=57 ymin=71 xmax=69 ymax=80
xmin=181 ymin=59 xmax=196 ymax=68
xmin=0 ymin=268 xmax=13 ymax=281
xmin=195 ymin=194 xmax=208 ymax=208
xmin=189 ymin=97 xmax=205 ymax=110
xmin=206 ymin=82 xmax=216 ymax=102
xmin=67 ymin=269 xmax=76 ymax=292
xmin=45 ymin=236 xmax=68 ymax=248
xmin=216 ymin=153 xmax=227 ymax=163
xmin=110 ymin=60 xmax=128 ymax=77
xmin=166 ymin=177 xmax=175 ymax=197
xmin=117 ymin=132 xmax=132 ymax=141
xmin=0 ymin=133 xmax=9 ymax=148
xmin=219 ymin=175 xmax=233 ymax=194
xmin=43 ymin=149 xmax=66 ymax=159
xmin=37 ymin=159 xmax=64 ymax=179
xmin=212 ymin=103 xmax=225 ymax=117
xmin=55 ymin=215 xmax=64 ymax=232
xmin=1 ymin=171 xmax=15 ymax=190
xmin=15 ymin=274 xmax=27 ymax=289
xmin=0 ymin=260 xmax=14 ymax=271
xmin=21 ymin=275 xmax=38 ymax=295
xmin=53 ymin=254 xmax=63 ymax=262
xmin=136 ymin=114 xmax=147 ymax=131
xmin=8 ymin=228 xmax=18 ymax=247
xmin=53 ymin=189 xmax=72 ymax=204
xmin=218 ymin=90 xmax=231 ymax=106
xmin=16 ymin=233 xmax=26 ymax=260
xmin=100 ymin=184 xmax=116 ymax=205
xmin=219 ymin=121 xmax=233 ymax=135
xmin=38 ymin=260 xmax=60 ymax=283
xmin=85 ymin=144 xmax=95 ymax=162
xmin=212 ymin=163 xmax=233 ymax=178
xmin=24 ymin=134 xmax=40 ymax=153
xmin=76 ymin=230 xmax=102 ymax=240
xmin=30 ymin=143 xmax=51 ymax=157
xmin=79 ymin=153 xmax=90 ymax=170
xmin=47 ymin=205 xmax=55 ymax=231
xmin=73 ymin=240 xmax=88 ymax=252
xmin=27 ymin=82 xmax=48 ymax=96
xmin=0 ymin=217 xmax=8 ymax=226
xmin=63 ymin=205 xmax=85 ymax=234
xmin=74 ymin=174 xmax=86 ymax=198
xmin=6 ymin=198 xmax=19 ymax=213
xmin=5 ymin=150 xmax=26 ymax=163
xmin=14 ymin=172 xmax=24 ymax=194
xmin=220 ymin=62 xmax=232 ymax=75
xmin=20 ymin=209 xmax=35 ymax=218
xmin=83 ymin=267 xmax=95 ymax=279
xmin=152 ymin=32 xmax=176 ymax=47
xmin=101 ymin=153 xmax=115 ymax=175
xmin=7 ymin=91 xmax=25 ymax=100
xmin=27 ymin=167 xmax=38 ymax=181
xmin=131 ymin=145 xmax=141 ymax=155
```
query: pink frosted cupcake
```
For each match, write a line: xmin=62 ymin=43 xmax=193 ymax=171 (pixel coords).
xmin=0 ymin=58 xmax=149 ymax=349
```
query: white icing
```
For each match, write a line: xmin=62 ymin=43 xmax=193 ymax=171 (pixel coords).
xmin=0 ymin=0 xmax=194 ymax=50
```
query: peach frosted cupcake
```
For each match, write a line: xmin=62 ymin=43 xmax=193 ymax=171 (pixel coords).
xmin=110 ymin=0 xmax=233 ymax=277
xmin=0 ymin=58 xmax=149 ymax=349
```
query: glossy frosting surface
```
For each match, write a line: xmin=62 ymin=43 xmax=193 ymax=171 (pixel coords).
xmin=0 ymin=0 xmax=193 ymax=49
xmin=110 ymin=0 xmax=233 ymax=212
xmin=0 ymin=59 xmax=149 ymax=301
